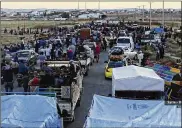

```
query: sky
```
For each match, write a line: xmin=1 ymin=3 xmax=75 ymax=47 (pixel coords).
xmin=1 ymin=2 xmax=181 ymax=9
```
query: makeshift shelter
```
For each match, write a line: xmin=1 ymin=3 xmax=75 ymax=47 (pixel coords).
xmin=84 ymin=95 xmax=181 ymax=128
xmin=1 ymin=95 xmax=62 ymax=128
xmin=112 ymin=65 xmax=164 ymax=96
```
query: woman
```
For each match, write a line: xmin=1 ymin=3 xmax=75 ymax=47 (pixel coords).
xmin=95 ymin=43 xmax=101 ymax=63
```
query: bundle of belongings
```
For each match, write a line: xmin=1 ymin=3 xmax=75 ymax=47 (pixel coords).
xmin=110 ymin=49 xmax=124 ymax=61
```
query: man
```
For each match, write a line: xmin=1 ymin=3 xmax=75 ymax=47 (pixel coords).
xmin=3 ymin=62 xmax=14 ymax=93
xmin=69 ymin=60 xmax=77 ymax=80
xmin=103 ymin=37 xmax=107 ymax=51
xmin=68 ymin=43 xmax=76 ymax=56
xmin=45 ymin=46 xmax=51 ymax=60
xmin=18 ymin=60 xmax=28 ymax=75
xmin=71 ymin=36 xmax=76 ymax=46
xmin=38 ymin=52 xmax=46 ymax=63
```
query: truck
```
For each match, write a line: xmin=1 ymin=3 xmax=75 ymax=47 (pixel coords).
xmin=40 ymin=61 xmax=84 ymax=122
xmin=79 ymin=28 xmax=91 ymax=40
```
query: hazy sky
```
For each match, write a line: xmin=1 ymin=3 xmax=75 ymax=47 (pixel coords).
xmin=1 ymin=2 xmax=181 ymax=9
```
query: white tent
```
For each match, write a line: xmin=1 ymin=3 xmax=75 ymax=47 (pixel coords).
xmin=112 ymin=65 xmax=164 ymax=96
xmin=84 ymin=95 xmax=181 ymax=128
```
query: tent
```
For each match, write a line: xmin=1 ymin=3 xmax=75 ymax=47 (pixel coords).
xmin=84 ymin=95 xmax=181 ymax=128
xmin=112 ymin=65 xmax=164 ymax=96
xmin=1 ymin=95 xmax=62 ymax=128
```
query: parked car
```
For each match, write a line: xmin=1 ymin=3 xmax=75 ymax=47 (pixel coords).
xmin=14 ymin=50 xmax=38 ymax=63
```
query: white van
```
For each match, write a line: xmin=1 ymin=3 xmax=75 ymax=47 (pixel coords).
xmin=116 ymin=36 xmax=134 ymax=51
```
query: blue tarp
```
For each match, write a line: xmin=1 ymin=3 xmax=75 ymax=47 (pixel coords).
xmin=152 ymin=28 xmax=164 ymax=34
xmin=1 ymin=95 xmax=62 ymax=128
xmin=84 ymin=95 xmax=181 ymax=128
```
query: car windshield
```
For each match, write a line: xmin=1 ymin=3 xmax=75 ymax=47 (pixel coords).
xmin=110 ymin=47 xmax=122 ymax=51
xmin=17 ymin=52 xmax=29 ymax=57
xmin=108 ymin=61 xmax=123 ymax=68
xmin=117 ymin=38 xmax=130 ymax=44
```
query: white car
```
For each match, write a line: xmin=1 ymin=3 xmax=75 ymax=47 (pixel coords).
xmin=108 ymin=46 xmax=137 ymax=60
xmin=15 ymin=50 xmax=38 ymax=62
xmin=116 ymin=36 xmax=135 ymax=50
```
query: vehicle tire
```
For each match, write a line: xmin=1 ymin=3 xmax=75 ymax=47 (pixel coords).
xmin=105 ymin=76 xmax=108 ymax=80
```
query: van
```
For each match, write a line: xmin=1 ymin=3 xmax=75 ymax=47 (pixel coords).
xmin=116 ymin=36 xmax=134 ymax=50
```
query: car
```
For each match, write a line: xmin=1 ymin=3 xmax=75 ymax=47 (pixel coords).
xmin=104 ymin=60 xmax=128 ymax=79
xmin=116 ymin=36 xmax=135 ymax=50
xmin=109 ymin=46 xmax=137 ymax=60
xmin=14 ymin=50 xmax=38 ymax=63
xmin=132 ymin=24 xmax=138 ymax=28
xmin=141 ymin=34 xmax=161 ymax=45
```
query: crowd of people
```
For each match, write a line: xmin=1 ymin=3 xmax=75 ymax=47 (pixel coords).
xmin=1 ymin=20 xmax=175 ymax=94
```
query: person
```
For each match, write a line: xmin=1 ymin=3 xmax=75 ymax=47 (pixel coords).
xmin=160 ymin=44 xmax=164 ymax=59
xmin=78 ymin=43 xmax=85 ymax=53
xmin=11 ymin=60 xmax=19 ymax=76
xmin=137 ymin=51 xmax=144 ymax=67
xmin=13 ymin=53 xmax=19 ymax=62
xmin=68 ymin=43 xmax=76 ymax=55
xmin=3 ymin=62 xmax=14 ymax=93
xmin=38 ymin=52 xmax=46 ymax=63
xmin=69 ymin=60 xmax=77 ymax=80
xmin=23 ymin=73 xmax=29 ymax=92
xmin=156 ymin=46 xmax=160 ymax=61
xmin=45 ymin=46 xmax=51 ymax=60
xmin=67 ymin=48 xmax=74 ymax=60
xmin=28 ymin=71 xmax=40 ymax=92
xmin=42 ymin=62 xmax=53 ymax=74
xmin=18 ymin=60 xmax=28 ymax=75
xmin=95 ymin=43 xmax=101 ymax=63
xmin=103 ymin=37 xmax=107 ymax=51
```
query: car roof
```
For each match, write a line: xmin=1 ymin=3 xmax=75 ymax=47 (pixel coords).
xmin=17 ymin=50 xmax=34 ymax=52
xmin=117 ymin=36 xmax=130 ymax=39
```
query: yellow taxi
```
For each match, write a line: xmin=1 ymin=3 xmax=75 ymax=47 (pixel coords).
xmin=104 ymin=60 xmax=124 ymax=79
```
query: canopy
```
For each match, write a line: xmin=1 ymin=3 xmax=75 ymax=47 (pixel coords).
xmin=151 ymin=27 xmax=164 ymax=34
xmin=112 ymin=65 xmax=164 ymax=95
xmin=1 ymin=95 xmax=62 ymax=128
xmin=84 ymin=95 xmax=181 ymax=128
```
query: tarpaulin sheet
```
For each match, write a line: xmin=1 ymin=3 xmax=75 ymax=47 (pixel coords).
xmin=152 ymin=28 xmax=164 ymax=34
xmin=112 ymin=65 xmax=164 ymax=96
xmin=1 ymin=95 xmax=62 ymax=128
xmin=84 ymin=95 xmax=181 ymax=128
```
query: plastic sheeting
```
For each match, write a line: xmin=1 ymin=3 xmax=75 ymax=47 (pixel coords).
xmin=84 ymin=95 xmax=181 ymax=128
xmin=112 ymin=65 xmax=164 ymax=96
xmin=1 ymin=95 xmax=62 ymax=128
xmin=152 ymin=28 xmax=164 ymax=34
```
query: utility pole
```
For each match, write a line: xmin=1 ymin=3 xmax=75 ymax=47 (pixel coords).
xmin=137 ymin=6 xmax=141 ymax=21
xmin=149 ymin=2 xmax=152 ymax=29
xmin=78 ymin=0 xmax=79 ymax=10
xmin=135 ymin=8 xmax=137 ymax=21
xmin=85 ymin=2 xmax=87 ymax=10
xmin=162 ymin=0 xmax=165 ymax=27
xmin=142 ymin=5 xmax=146 ymax=22
xmin=98 ymin=0 xmax=100 ymax=11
